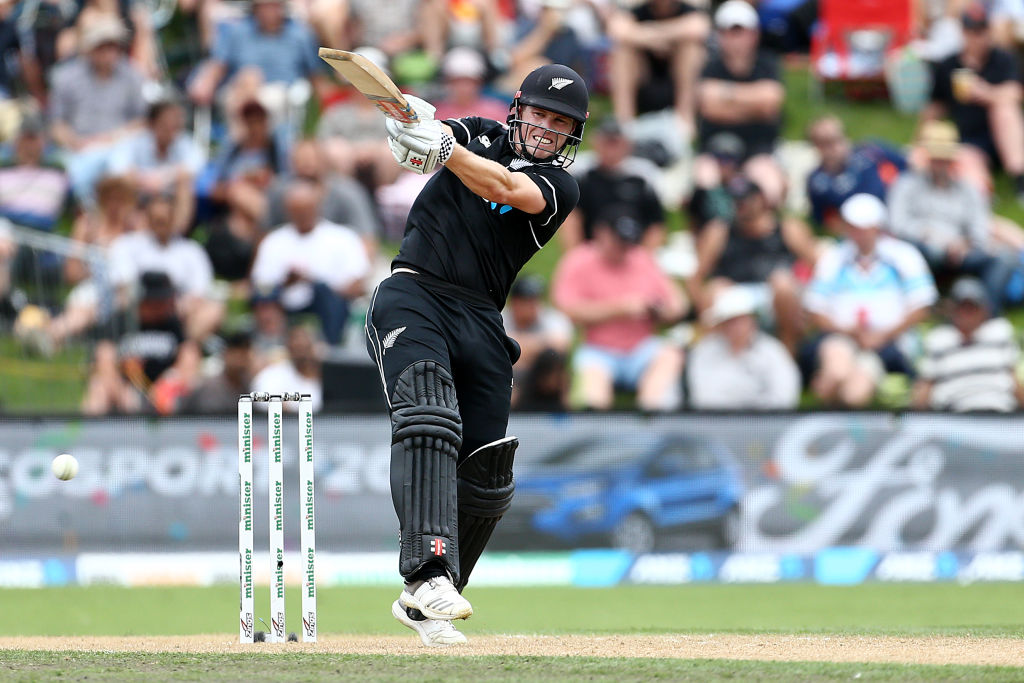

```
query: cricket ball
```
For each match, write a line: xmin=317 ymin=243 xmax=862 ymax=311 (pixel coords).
xmin=52 ymin=453 xmax=79 ymax=481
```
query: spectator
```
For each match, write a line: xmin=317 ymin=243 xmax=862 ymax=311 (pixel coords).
xmin=188 ymin=0 xmax=328 ymax=109
xmin=504 ymin=0 xmax=593 ymax=94
xmin=338 ymin=0 xmax=425 ymax=57
xmin=515 ymin=347 xmax=571 ymax=412
xmin=552 ymin=208 xmax=687 ymax=411
xmin=180 ymin=330 xmax=256 ymax=413
xmin=921 ymin=2 xmax=1024 ymax=202
xmin=687 ymin=177 xmax=817 ymax=353
xmin=804 ymin=194 xmax=937 ymax=408
xmin=914 ymin=276 xmax=1024 ymax=411
xmin=49 ymin=15 xmax=145 ymax=203
xmin=606 ymin=0 xmax=709 ymax=130
xmin=888 ymin=119 xmax=1016 ymax=310
xmin=251 ymin=324 xmax=323 ymax=411
xmin=108 ymin=193 xmax=225 ymax=342
xmin=251 ymin=180 xmax=370 ymax=345
xmin=59 ymin=0 xmax=160 ymax=79
xmin=687 ymin=131 xmax=745 ymax=235
xmin=206 ymin=98 xmax=288 ymax=280
xmin=108 ymin=98 xmax=206 ymax=235
xmin=502 ymin=274 xmax=573 ymax=387
xmin=806 ymin=115 xmax=906 ymax=234
xmin=47 ymin=175 xmax=139 ymax=348
xmin=4 ymin=0 xmax=79 ymax=103
xmin=420 ymin=0 xmax=506 ymax=64
xmin=82 ymin=271 xmax=201 ymax=415
xmin=0 ymin=114 xmax=70 ymax=232
xmin=693 ymin=0 xmax=786 ymax=205
xmin=687 ymin=286 xmax=800 ymax=410
xmin=560 ymin=119 xmax=665 ymax=250
xmin=433 ymin=47 xmax=509 ymax=122
xmin=263 ymin=138 xmax=381 ymax=258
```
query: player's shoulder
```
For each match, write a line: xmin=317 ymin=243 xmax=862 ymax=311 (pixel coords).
xmin=445 ymin=116 xmax=506 ymax=146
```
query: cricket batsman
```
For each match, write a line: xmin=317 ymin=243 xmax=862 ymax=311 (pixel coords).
xmin=365 ymin=64 xmax=588 ymax=646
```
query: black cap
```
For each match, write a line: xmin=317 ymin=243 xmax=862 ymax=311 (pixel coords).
xmin=599 ymin=205 xmax=644 ymax=244
xmin=510 ymin=275 xmax=545 ymax=299
xmin=516 ymin=64 xmax=589 ymax=124
xmin=950 ymin=277 xmax=990 ymax=307
xmin=726 ymin=175 xmax=763 ymax=200
xmin=224 ymin=329 xmax=254 ymax=348
xmin=139 ymin=271 xmax=176 ymax=300
xmin=962 ymin=2 xmax=989 ymax=29
xmin=707 ymin=132 xmax=746 ymax=161
xmin=240 ymin=99 xmax=268 ymax=118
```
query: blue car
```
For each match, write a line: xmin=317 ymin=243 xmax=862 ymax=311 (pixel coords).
xmin=506 ymin=434 xmax=744 ymax=553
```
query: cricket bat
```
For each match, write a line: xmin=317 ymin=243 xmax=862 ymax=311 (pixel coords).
xmin=318 ymin=48 xmax=419 ymax=124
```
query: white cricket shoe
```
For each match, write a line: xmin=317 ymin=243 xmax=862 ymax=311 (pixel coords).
xmin=398 ymin=576 xmax=474 ymax=620
xmin=392 ymin=600 xmax=468 ymax=647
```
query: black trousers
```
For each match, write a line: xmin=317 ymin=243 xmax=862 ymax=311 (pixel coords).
xmin=365 ymin=272 xmax=519 ymax=459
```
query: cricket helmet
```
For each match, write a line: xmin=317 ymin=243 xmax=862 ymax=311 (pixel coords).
xmin=507 ymin=63 xmax=589 ymax=167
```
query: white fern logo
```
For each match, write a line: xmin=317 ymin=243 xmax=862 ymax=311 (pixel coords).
xmin=549 ymin=77 xmax=573 ymax=90
xmin=382 ymin=326 xmax=406 ymax=353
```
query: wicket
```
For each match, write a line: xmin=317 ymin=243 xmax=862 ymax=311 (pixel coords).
xmin=238 ymin=392 xmax=317 ymax=644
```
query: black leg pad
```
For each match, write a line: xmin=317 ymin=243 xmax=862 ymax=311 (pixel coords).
xmin=455 ymin=436 xmax=518 ymax=591
xmin=390 ymin=360 xmax=463 ymax=583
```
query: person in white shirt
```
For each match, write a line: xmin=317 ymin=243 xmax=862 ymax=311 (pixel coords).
xmin=914 ymin=277 xmax=1024 ymax=411
xmin=109 ymin=194 xmax=225 ymax=342
xmin=688 ymin=286 xmax=800 ymax=409
xmin=251 ymin=180 xmax=370 ymax=345
xmin=251 ymin=325 xmax=323 ymax=412
xmin=804 ymin=194 xmax=938 ymax=407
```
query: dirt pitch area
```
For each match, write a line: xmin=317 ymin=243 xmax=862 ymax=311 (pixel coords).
xmin=2 ymin=634 xmax=1022 ymax=667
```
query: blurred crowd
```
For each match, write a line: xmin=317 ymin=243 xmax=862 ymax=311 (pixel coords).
xmin=2 ymin=0 xmax=1024 ymax=414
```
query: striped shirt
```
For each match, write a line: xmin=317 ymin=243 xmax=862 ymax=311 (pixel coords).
xmin=919 ymin=318 xmax=1020 ymax=412
xmin=805 ymin=236 xmax=937 ymax=334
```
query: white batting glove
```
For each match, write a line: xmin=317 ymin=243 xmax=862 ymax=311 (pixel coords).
xmin=386 ymin=119 xmax=455 ymax=174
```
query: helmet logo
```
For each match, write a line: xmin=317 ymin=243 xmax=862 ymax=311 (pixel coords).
xmin=548 ymin=78 xmax=573 ymax=90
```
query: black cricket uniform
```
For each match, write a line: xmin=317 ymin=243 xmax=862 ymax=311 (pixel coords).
xmin=366 ymin=115 xmax=578 ymax=458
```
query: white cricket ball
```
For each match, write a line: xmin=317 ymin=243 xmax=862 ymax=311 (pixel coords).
xmin=52 ymin=453 xmax=79 ymax=481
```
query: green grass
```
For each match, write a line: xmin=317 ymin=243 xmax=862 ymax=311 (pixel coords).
xmin=3 ymin=584 xmax=1024 ymax=637
xmin=0 ymin=337 xmax=88 ymax=415
xmin=4 ymin=651 xmax=1022 ymax=683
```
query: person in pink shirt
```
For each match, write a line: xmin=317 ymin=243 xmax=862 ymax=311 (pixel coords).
xmin=553 ymin=207 xmax=687 ymax=410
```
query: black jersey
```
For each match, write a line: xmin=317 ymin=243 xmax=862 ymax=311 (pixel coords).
xmin=392 ymin=117 xmax=580 ymax=308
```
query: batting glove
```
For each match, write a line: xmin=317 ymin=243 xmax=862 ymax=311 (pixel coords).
xmin=386 ymin=119 xmax=455 ymax=174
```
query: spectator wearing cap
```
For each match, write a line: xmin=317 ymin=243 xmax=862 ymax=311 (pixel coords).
xmin=687 ymin=176 xmax=818 ymax=353
xmin=560 ymin=119 xmax=666 ymax=251
xmin=606 ymin=0 xmax=710 ymax=130
xmin=251 ymin=180 xmax=370 ymax=346
xmin=180 ymin=330 xmax=257 ymax=414
xmin=805 ymin=114 xmax=907 ymax=234
xmin=205 ymin=97 xmax=289 ymax=281
xmin=693 ymin=0 xmax=786 ymax=206
xmin=59 ymin=0 xmax=160 ymax=79
xmin=262 ymin=138 xmax=380 ymax=260
xmin=687 ymin=131 xmax=745 ymax=235
xmin=0 ymin=115 xmax=70 ymax=232
xmin=914 ymin=276 xmax=1024 ymax=412
xmin=921 ymin=2 xmax=1024 ymax=203
xmin=889 ymin=119 xmax=1016 ymax=310
xmin=687 ymin=286 xmax=800 ymax=409
xmin=49 ymin=15 xmax=145 ymax=203
xmin=188 ymin=0 xmax=328 ymax=109
xmin=107 ymin=99 xmax=206 ymax=236
xmin=433 ymin=47 xmax=509 ymax=122
xmin=503 ymin=275 xmax=573 ymax=388
xmin=804 ymin=194 xmax=937 ymax=408
xmin=552 ymin=207 xmax=687 ymax=411
xmin=108 ymin=193 xmax=225 ymax=343
xmin=82 ymin=271 xmax=201 ymax=415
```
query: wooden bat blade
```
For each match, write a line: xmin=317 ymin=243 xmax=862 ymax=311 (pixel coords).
xmin=318 ymin=48 xmax=419 ymax=124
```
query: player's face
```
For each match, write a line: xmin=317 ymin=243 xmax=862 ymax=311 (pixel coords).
xmin=518 ymin=105 xmax=575 ymax=159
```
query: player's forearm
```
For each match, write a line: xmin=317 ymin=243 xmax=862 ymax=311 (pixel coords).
xmin=445 ymin=145 xmax=519 ymax=204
